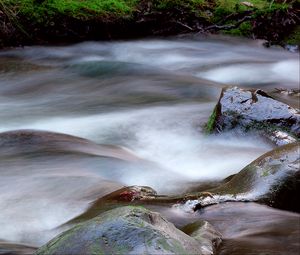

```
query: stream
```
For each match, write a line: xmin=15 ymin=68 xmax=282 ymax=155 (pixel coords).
xmin=0 ymin=35 xmax=299 ymax=254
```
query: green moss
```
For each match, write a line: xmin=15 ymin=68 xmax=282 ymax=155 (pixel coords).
xmin=212 ymin=0 xmax=292 ymax=39
xmin=246 ymin=121 xmax=299 ymax=139
xmin=89 ymin=244 xmax=105 ymax=255
xmin=154 ymin=0 xmax=206 ymax=11
xmin=261 ymin=168 xmax=270 ymax=177
xmin=213 ymin=0 xmax=268 ymax=22
xmin=284 ymin=26 xmax=300 ymax=45
xmin=35 ymin=224 xmax=82 ymax=254
xmin=223 ymin=21 xmax=252 ymax=36
xmin=205 ymin=106 xmax=217 ymax=134
xmin=1 ymin=0 xmax=296 ymax=47
xmin=3 ymin=0 xmax=139 ymax=22
xmin=156 ymin=238 xmax=187 ymax=254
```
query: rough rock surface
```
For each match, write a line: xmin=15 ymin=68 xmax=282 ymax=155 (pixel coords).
xmin=181 ymin=221 xmax=222 ymax=255
xmin=182 ymin=142 xmax=300 ymax=212
xmin=36 ymin=206 xmax=216 ymax=255
xmin=208 ymin=87 xmax=300 ymax=145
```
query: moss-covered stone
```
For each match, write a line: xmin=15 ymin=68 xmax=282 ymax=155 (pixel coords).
xmin=35 ymin=206 xmax=208 ymax=255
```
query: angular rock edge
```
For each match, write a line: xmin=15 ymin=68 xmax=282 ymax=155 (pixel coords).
xmin=205 ymin=86 xmax=300 ymax=146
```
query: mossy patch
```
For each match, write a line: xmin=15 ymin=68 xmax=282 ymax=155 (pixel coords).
xmin=246 ymin=121 xmax=299 ymax=139
xmin=205 ymin=106 xmax=217 ymax=134
xmin=284 ymin=26 xmax=300 ymax=45
xmin=222 ymin=21 xmax=252 ymax=36
xmin=3 ymin=0 xmax=139 ymax=21
xmin=154 ymin=0 xmax=206 ymax=11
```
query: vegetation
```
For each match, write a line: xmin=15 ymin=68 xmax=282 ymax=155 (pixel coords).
xmin=3 ymin=0 xmax=138 ymax=19
xmin=205 ymin=106 xmax=217 ymax=134
xmin=0 ymin=0 xmax=299 ymax=47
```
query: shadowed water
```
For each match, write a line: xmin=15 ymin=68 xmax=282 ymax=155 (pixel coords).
xmin=0 ymin=35 xmax=299 ymax=251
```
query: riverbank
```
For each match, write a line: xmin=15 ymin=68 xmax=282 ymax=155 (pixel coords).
xmin=1 ymin=0 xmax=299 ymax=48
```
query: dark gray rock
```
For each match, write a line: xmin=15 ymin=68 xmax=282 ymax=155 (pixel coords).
xmin=36 ymin=206 xmax=213 ymax=255
xmin=207 ymin=87 xmax=300 ymax=145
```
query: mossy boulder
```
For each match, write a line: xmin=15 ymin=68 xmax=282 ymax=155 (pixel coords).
xmin=36 ymin=206 xmax=211 ymax=255
xmin=207 ymin=87 xmax=300 ymax=145
xmin=184 ymin=142 xmax=300 ymax=212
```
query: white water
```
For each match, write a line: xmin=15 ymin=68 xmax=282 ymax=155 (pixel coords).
xmin=0 ymin=35 xmax=298 ymax=247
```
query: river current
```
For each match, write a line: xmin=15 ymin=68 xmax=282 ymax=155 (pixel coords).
xmin=0 ymin=35 xmax=299 ymax=253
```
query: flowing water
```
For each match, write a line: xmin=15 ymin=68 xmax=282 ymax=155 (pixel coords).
xmin=0 ymin=35 xmax=299 ymax=253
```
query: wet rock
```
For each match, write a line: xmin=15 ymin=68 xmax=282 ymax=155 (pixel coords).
xmin=198 ymin=202 xmax=300 ymax=255
xmin=181 ymin=221 xmax=222 ymax=255
xmin=0 ymin=129 xmax=188 ymax=194
xmin=207 ymin=87 xmax=300 ymax=145
xmin=0 ymin=129 xmax=140 ymax=161
xmin=182 ymin=142 xmax=300 ymax=212
xmin=274 ymin=87 xmax=300 ymax=96
xmin=36 ymin=206 xmax=209 ymax=255
xmin=68 ymin=185 xmax=158 ymax=224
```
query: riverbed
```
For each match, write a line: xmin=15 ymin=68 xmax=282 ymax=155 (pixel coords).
xmin=0 ymin=35 xmax=299 ymax=254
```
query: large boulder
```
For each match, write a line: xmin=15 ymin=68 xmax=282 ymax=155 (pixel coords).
xmin=181 ymin=142 xmax=300 ymax=212
xmin=206 ymin=87 xmax=300 ymax=145
xmin=36 ymin=206 xmax=218 ymax=255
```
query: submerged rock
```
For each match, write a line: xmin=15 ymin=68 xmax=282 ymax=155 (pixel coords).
xmin=0 ymin=129 xmax=140 ymax=161
xmin=198 ymin=202 xmax=300 ymax=255
xmin=36 ymin=206 xmax=214 ymax=255
xmin=182 ymin=142 xmax=300 ymax=212
xmin=206 ymin=87 xmax=300 ymax=145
